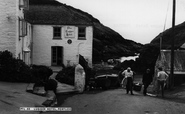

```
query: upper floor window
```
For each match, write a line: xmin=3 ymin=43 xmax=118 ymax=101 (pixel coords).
xmin=19 ymin=18 xmax=27 ymax=40
xmin=53 ymin=27 xmax=62 ymax=39
xmin=78 ymin=27 xmax=86 ymax=40
xmin=19 ymin=0 xmax=29 ymax=10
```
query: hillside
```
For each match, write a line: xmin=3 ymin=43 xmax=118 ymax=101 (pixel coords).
xmin=151 ymin=21 xmax=185 ymax=49
xmin=26 ymin=0 xmax=143 ymax=62
xmin=135 ymin=21 xmax=185 ymax=73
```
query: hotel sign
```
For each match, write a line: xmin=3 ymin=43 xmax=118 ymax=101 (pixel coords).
xmin=65 ymin=26 xmax=75 ymax=38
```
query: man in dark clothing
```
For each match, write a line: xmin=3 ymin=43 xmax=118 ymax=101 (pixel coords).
xmin=43 ymin=78 xmax=58 ymax=107
xmin=142 ymin=69 xmax=153 ymax=96
xmin=44 ymin=78 xmax=58 ymax=95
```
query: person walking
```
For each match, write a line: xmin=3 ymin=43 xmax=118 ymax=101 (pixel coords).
xmin=157 ymin=67 xmax=169 ymax=98
xmin=43 ymin=78 xmax=58 ymax=106
xmin=142 ymin=68 xmax=153 ymax=96
xmin=122 ymin=67 xmax=134 ymax=95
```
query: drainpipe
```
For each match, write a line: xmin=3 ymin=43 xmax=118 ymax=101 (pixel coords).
xmin=30 ymin=25 xmax=33 ymax=65
xmin=22 ymin=35 xmax=24 ymax=61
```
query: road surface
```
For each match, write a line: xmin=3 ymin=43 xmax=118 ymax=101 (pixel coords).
xmin=45 ymin=88 xmax=185 ymax=114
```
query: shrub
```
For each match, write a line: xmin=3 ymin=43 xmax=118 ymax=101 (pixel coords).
xmin=30 ymin=65 xmax=53 ymax=86
xmin=0 ymin=51 xmax=53 ymax=83
xmin=56 ymin=66 xmax=75 ymax=85
xmin=0 ymin=50 xmax=33 ymax=82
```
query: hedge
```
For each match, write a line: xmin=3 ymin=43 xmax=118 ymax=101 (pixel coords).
xmin=0 ymin=50 xmax=33 ymax=82
xmin=0 ymin=50 xmax=53 ymax=83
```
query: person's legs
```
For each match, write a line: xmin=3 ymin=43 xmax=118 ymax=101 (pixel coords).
xmin=44 ymin=79 xmax=58 ymax=106
xmin=157 ymin=80 xmax=165 ymax=97
xmin=156 ymin=80 xmax=160 ymax=96
xmin=161 ymin=81 xmax=165 ymax=97
xmin=145 ymin=83 xmax=150 ymax=94
xmin=126 ymin=80 xmax=129 ymax=94
xmin=143 ymin=83 xmax=148 ymax=95
xmin=129 ymin=78 xmax=134 ymax=95
xmin=126 ymin=78 xmax=131 ymax=94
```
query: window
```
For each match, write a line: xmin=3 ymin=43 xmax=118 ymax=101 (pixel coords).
xmin=19 ymin=18 xmax=27 ymax=40
xmin=53 ymin=27 xmax=62 ymax=39
xmin=19 ymin=0 xmax=29 ymax=10
xmin=23 ymin=20 xmax=27 ymax=36
xmin=19 ymin=18 xmax=23 ymax=39
xmin=78 ymin=27 xmax=86 ymax=40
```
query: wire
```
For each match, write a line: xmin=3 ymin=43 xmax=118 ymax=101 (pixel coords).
xmin=160 ymin=0 xmax=171 ymax=51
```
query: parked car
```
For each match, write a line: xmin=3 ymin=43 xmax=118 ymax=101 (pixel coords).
xmin=88 ymin=74 xmax=120 ymax=90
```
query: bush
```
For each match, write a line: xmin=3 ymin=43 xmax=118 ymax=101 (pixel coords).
xmin=56 ymin=66 xmax=75 ymax=85
xmin=0 ymin=50 xmax=33 ymax=82
xmin=31 ymin=65 xmax=53 ymax=86
xmin=0 ymin=50 xmax=53 ymax=83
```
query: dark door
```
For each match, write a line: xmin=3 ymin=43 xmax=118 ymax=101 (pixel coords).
xmin=52 ymin=46 xmax=63 ymax=66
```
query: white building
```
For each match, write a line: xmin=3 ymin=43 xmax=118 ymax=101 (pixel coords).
xmin=0 ymin=0 xmax=93 ymax=67
xmin=0 ymin=0 xmax=31 ymax=64
xmin=31 ymin=24 xmax=93 ymax=67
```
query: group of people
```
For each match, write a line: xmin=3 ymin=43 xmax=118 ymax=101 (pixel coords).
xmin=121 ymin=66 xmax=169 ymax=97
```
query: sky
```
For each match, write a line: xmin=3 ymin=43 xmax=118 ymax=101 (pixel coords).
xmin=57 ymin=0 xmax=185 ymax=44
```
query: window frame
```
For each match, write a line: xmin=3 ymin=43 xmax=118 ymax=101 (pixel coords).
xmin=53 ymin=27 xmax=62 ymax=40
xmin=19 ymin=18 xmax=27 ymax=40
xmin=23 ymin=20 xmax=27 ymax=36
xmin=19 ymin=18 xmax=23 ymax=40
xmin=78 ymin=27 xmax=86 ymax=40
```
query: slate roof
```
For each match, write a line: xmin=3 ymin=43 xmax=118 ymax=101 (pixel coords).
xmin=25 ymin=1 xmax=93 ymax=25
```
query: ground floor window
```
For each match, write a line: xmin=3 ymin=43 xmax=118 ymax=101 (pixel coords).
xmin=51 ymin=46 xmax=63 ymax=66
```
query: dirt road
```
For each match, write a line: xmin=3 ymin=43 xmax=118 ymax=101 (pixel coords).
xmin=45 ymin=88 xmax=185 ymax=114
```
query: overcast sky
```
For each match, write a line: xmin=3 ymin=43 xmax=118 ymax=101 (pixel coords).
xmin=57 ymin=0 xmax=185 ymax=44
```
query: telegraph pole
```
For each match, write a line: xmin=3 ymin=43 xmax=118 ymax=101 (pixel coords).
xmin=170 ymin=0 xmax=176 ymax=89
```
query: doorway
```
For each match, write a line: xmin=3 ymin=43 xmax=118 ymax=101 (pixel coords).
xmin=51 ymin=46 xmax=63 ymax=66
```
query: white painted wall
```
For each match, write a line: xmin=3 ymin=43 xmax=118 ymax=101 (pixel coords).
xmin=0 ymin=0 xmax=32 ymax=65
xmin=16 ymin=0 xmax=24 ymax=59
xmin=32 ymin=25 xmax=93 ymax=67
xmin=0 ymin=0 xmax=17 ymax=56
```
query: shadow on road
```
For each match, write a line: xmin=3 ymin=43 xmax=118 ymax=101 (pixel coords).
xmin=156 ymin=96 xmax=185 ymax=104
xmin=55 ymin=87 xmax=120 ymax=106
xmin=56 ymin=92 xmax=78 ymax=106
xmin=147 ymin=84 xmax=185 ymax=104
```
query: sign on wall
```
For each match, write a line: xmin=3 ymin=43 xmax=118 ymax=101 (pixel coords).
xmin=64 ymin=26 xmax=75 ymax=38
